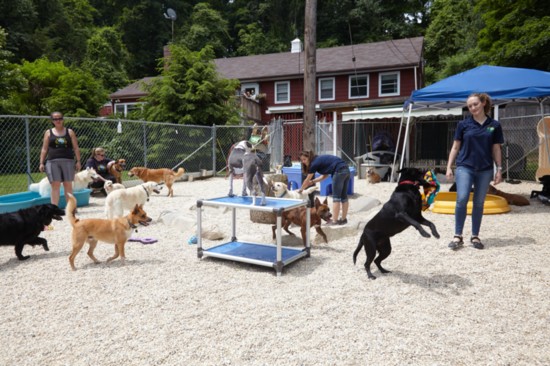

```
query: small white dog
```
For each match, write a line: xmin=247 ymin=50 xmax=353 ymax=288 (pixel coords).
xmin=271 ymin=181 xmax=317 ymax=200
xmin=29 ymin=167 xmax=101 ymax=197
xmin=104 ymin=181 xmax=161 ymax=218
xmin=103 ymin=180 xmax=125 ymax=195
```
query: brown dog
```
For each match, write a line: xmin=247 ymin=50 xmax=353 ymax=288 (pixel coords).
xmin=66 ymin=193 xmax=152 ymax=270
xmin=272 ymin=197 xmax=332 ymax=246
xmin=366 ymin=167 xmax=382 ymax=184
xmin=108 ymin=159 xmax=126 ymax=184
xmin=487 ymin=184 xmax=530 ymax=206
xmin=128 ymin=167 xmax=185 ymax=197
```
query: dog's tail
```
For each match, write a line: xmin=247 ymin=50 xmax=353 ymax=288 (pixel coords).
xmin=174 ymin=167 xmax=185 ymax=178
xmin=352 ymin=240 xmax=364 ymax=265
xmin=66 ymin=193 xmax=79 ymax=227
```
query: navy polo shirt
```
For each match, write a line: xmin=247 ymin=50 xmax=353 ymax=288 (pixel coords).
xmin=309 ymin=155 xmax=347 ymax=176
xmin=454 ymin=115 xmax=504 ymax=171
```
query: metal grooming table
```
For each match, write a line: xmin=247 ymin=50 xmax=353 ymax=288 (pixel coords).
xmin=196 ymin=196 xmax=311 ymax=276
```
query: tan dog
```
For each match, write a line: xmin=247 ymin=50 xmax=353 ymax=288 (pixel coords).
xmin=128 ymin=167 xmax=185 ymax=197
xmin=103 ymin=180 xmax=125 ymax=195
xmin=271 ymin=181 xmax=317 ymax=199
xmin=488 ymin=184 xmax=530 ymax=206
xmin=66 ymin=193 xmax=151 ymax=271
xmin=366 ymin=167 xmax=382 ymax=184
xmin=272 ymin=197 xmax=332 ymax=246
xmin=107 ymin=159 xmax=126 ymax=184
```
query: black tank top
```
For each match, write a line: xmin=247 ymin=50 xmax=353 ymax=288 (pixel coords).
xmin=47 ymin=128 xmax=74 ymax=160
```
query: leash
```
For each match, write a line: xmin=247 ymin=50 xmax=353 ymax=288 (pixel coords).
xmin=141 ymin=184 xmax=150 ymax=201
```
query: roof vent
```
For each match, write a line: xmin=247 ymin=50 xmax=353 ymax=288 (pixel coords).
xmin=291 ymin=38 xmax=302 ymax=53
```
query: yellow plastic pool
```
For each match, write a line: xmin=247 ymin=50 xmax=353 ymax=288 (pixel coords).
xmin=432 ymin=192 xmax=510 ymax=214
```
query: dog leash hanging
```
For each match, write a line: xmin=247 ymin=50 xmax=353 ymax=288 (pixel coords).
xmin=142 ymin=185 xmax=150 ymax=201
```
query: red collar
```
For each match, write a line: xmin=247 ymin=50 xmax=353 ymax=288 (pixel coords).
xmin=399 ymin=180 xmax=419 ymax=186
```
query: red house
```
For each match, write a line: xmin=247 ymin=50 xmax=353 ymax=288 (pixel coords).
xmin=214 ymin=36 xmax=424 ymax=123
xmin=109 ymin=37 xmax=424 ymax=122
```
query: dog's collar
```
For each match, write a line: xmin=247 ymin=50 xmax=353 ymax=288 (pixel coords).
xmin=127 ymin=218 xmax=137 ymax=230
xmin=114 ymin=165 xmax=123 ymax=172
xmin=399 ymin=180 xmax=419 ymax=186
xmin=142 ymin=185 xmax=150 ymax=201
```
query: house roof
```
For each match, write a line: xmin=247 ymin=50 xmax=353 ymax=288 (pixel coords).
xmin=110 ymin=76 xmax=156 ymax=99
xmin=214 ymin=37 xmax=423 ymax=82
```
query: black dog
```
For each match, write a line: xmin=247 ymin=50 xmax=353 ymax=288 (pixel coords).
xmin=353 ymin=168 xmax=440 ymax=279
xmin=0 ymin=204 xmax=65 ymax=260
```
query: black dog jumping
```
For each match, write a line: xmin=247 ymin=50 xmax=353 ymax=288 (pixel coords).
xmin=353 ymin=168 xmax=440 ymax=279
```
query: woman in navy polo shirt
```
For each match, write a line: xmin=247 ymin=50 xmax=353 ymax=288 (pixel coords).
xmin=298 ymin=150 xmax=351 ymax=225
xmin=445 ymin=93 xmax=504 ymax=250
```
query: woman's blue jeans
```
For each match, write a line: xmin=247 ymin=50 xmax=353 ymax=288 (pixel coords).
xmin=454 ymin=166 xmax=494 ymax=237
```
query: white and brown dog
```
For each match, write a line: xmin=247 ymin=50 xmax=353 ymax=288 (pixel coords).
xmin=366 ymin=167 xmax=382 ymax=184
xmin=271 ymin=181 xmax=317 ymax=200
xmin=67 ymin=193 xmax=151 ymax=270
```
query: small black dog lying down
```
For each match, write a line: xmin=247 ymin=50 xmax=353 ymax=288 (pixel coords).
xmin=353 ymin=168 xmax=440 ymax=279
xmin=0 ymin=204 xmax=65 ymax=260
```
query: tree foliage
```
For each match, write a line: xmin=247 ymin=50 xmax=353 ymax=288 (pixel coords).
xmin=142 ymin=44 xmax=240 ymax=126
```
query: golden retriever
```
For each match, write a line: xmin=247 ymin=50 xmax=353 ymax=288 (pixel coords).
xmin=128 ymin=167 xmax=185 ymax=197
xmin=67 ymin=193 xmax=151 ymax=270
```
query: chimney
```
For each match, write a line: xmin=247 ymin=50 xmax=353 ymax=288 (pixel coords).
xmin=291 ymin=38 xmax=302 ymax=53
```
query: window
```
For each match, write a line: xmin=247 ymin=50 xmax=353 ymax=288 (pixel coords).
xmin=319 ymin=78 xmax=335 ymax=101
xmin=349 ymin=75 xmax=369 ymax=98
xmin=379 ymin=71 xmax=400 ymax=96
xmin=275 ymin=81 xmax=290 ymax=103
xmin=241 ymin=82 xmax=259 ymax=97
xmin=114 ymin=103 xmax=142 ymax=117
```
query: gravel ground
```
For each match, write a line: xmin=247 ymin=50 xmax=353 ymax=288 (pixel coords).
xmin=1 ymin=176 xmax=549 ymax=366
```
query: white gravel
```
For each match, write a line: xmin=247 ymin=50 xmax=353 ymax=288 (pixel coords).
xmin=1 ymin=176 xmax=549 ymax=366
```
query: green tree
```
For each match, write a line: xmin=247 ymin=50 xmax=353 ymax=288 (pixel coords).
xmin=236 ymin=23 xmax=286 ymax=56
xmin=82 ymin=26 xmax=130 ymax=92
xmin=476 ymin=0 xmax=550 ymax=70
xmin=181 ymin=3 xmax=232 ymax=57
xmin=142 ymin=44 xmax=240 ymax=126
xmin=423 ymin=0 xmax=481 ymax=83
xmin=11 ymin=57 xmax=105 ymax=116
xmin=0 ymin=27 xmax=26 ymax=113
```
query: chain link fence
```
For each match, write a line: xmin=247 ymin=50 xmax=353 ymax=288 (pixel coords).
xmin=1 ymin=103 xmax=548 ymax=195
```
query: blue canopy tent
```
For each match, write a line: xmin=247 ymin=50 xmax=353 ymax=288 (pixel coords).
xmin=395 ymin=65 xmax=550 ymax=177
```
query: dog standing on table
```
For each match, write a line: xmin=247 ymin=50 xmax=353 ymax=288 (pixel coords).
xmin=67 ymin=193 xmax=151 ymax=270
xmin=242 ymin=151 xmax=267 ymax=205
xmin=107 ymin=159 xmax=126 ymax=184
xmin=353 ymin=167 xmax=440 ymax=279
xmin=128 ymin=166 xmax=185 ymax=197
xmin=227 ymin=140 xmax=252 ymax=197
xmin=272 ymin=196 xmax=332 ymax=246
xmin=0 ymin=204 xmax=65 ymax=260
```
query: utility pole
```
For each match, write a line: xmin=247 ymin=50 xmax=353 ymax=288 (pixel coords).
xmin=303 ymin=0 xmax=317 ymax=152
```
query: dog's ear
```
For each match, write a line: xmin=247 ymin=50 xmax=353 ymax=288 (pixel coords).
xmin=322 ymin=197 xmax=328 ymax=205
xmin=314 ymin=197 xmax=320 ymax=208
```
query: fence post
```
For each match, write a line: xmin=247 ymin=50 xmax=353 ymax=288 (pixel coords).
xmin=142 ymin=121 xmax=148 ymax=167
xmin=24 ymin=117 xmax=32 ymax=187
xmin=212 ymin=125 xmax=217 ymax=174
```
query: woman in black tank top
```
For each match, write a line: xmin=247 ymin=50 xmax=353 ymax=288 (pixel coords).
xmin=39 ymin=112 xmax=82 ymax=206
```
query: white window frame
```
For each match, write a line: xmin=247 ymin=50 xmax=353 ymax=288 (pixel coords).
xmin=241 ymin=82 xmax=260 ymax=97
xmin=114 ymin=102 xmax=143 ymax=117
xmin=349 ymin=74 xmax=369 ymax=99
xmin=275 ymin=81 xmax=290 ymax=104
xmin=379 ymin=71 xmax=400 ymax=97
xmin=318 ymin=77 xmax=335 ymax=101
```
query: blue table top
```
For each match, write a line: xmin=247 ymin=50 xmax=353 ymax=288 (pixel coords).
xmin=198 ymin=195 xmax=307 ymax=211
